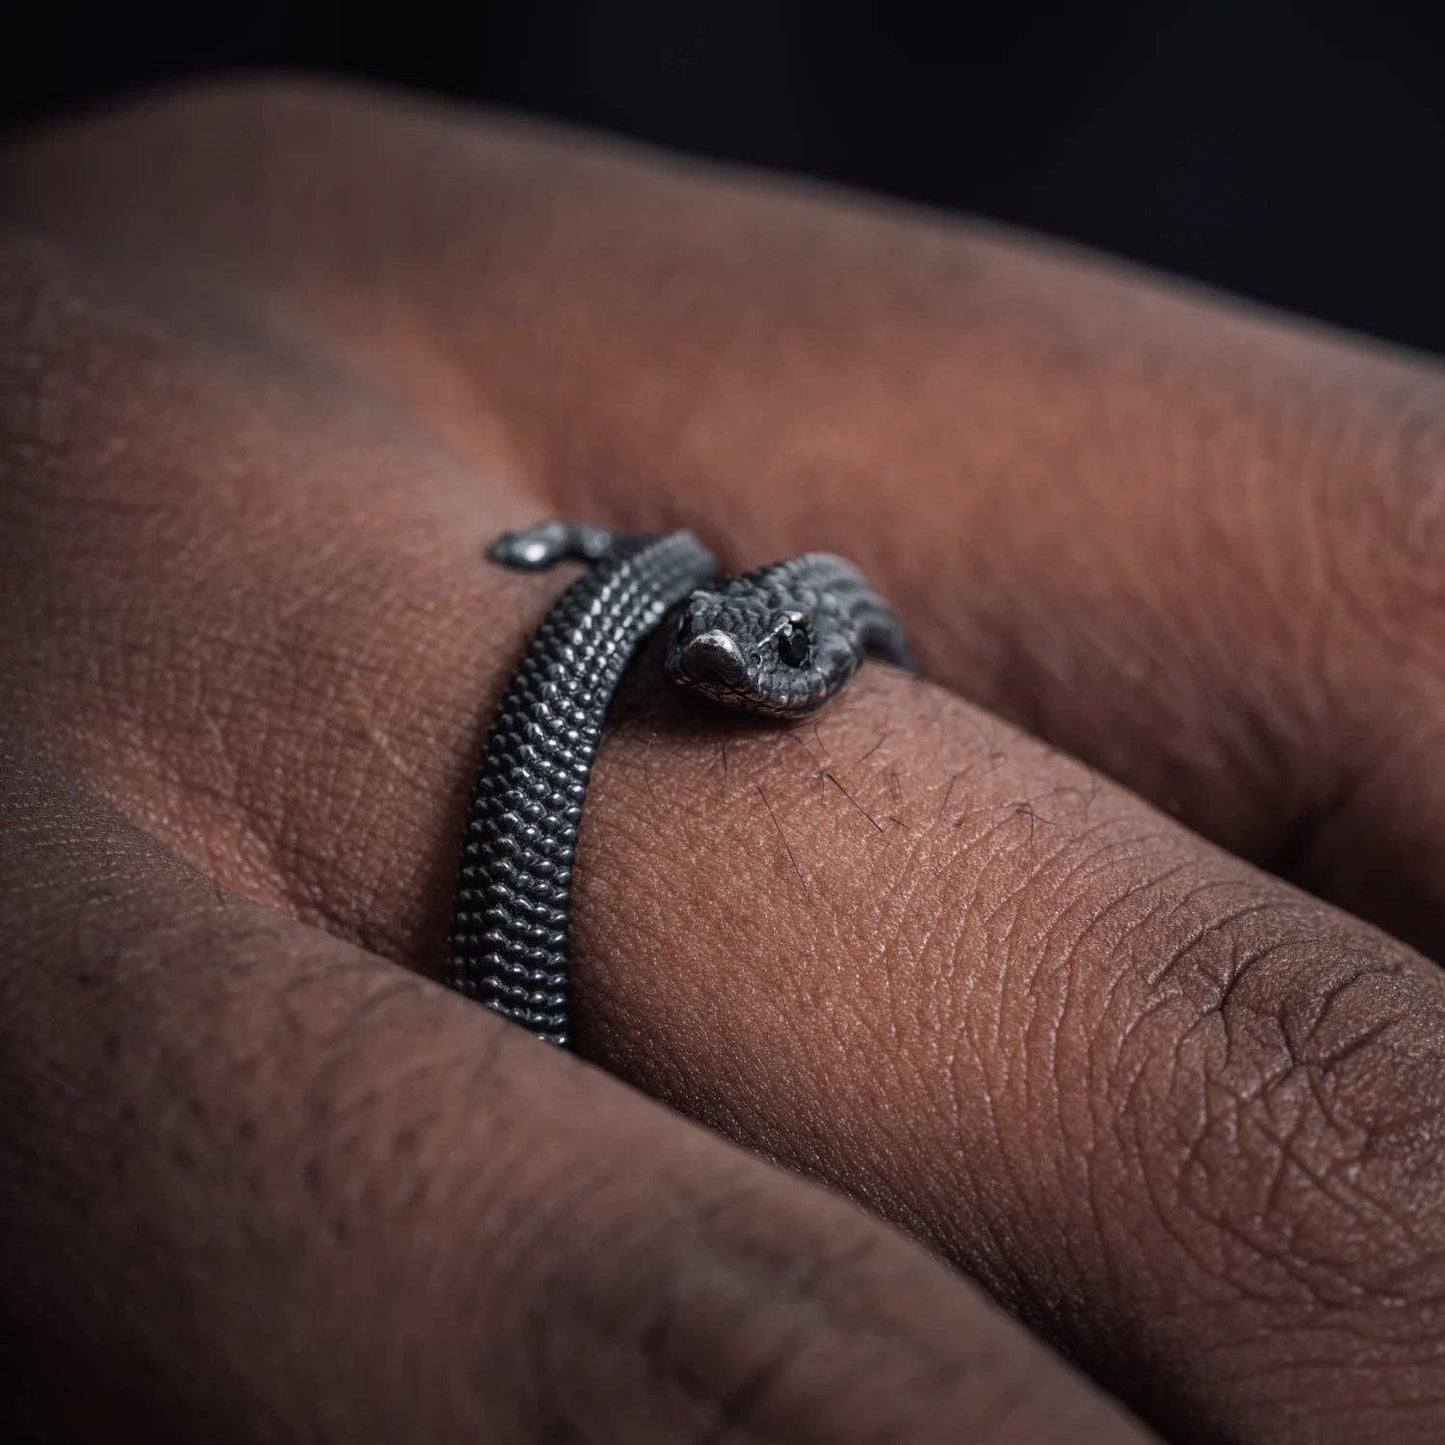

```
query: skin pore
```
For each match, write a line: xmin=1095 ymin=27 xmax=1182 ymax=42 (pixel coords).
xmin=3 ymin=78 xmax=1445 ymax=1442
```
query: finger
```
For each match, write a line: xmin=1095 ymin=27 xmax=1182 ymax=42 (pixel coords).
xmin=8 ymin=78 xmax=1443 ymax=954
xmin=0 ymin=751 xmax=1148 ymax=1444
xmin=5 ymin=212 xmax=1445 ymax=1440
xmin=585 ymin=666 xmax=1445 ymax=1443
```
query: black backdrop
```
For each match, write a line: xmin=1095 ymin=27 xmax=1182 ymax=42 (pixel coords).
xmin=8 ymin=1 xmax=1444 ymax=357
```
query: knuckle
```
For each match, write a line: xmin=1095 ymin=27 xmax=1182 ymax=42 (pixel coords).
xmin=511 ymin=1175 xmax=1057 ymax=1444
xmin=504 ymin=1177 xmax=825 ymax=1442
xmin=1119 ymin=882 xmax=1445 ymax=1323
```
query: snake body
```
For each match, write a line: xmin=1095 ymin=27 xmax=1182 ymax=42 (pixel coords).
xmin=446 ymin=520 xmax=913 ymax=1045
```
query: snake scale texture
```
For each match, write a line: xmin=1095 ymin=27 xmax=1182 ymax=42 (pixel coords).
xmin=446 ymin=520 xmax=913 ymax=1046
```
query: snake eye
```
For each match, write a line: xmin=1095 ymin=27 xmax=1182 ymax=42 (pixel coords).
xmin=777 ymin=619 xmax=811 ymax=668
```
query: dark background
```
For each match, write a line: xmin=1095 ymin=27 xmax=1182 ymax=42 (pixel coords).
xmin=8 ymin=1 xmax=1444 ymax=357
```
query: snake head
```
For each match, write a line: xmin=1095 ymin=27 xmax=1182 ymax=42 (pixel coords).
xmin=663 ymin=586 xmax=833 ymax=716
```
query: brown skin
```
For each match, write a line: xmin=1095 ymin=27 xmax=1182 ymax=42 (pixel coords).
xmin=3 ymin=76 xmax=1445 ymax=1441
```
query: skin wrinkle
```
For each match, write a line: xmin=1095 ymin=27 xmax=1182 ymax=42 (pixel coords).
xmin=1162 ymin=988 xmax=1445 ymax=1308
xmin=691 ymin=1241 xmax=891 ymax=1441
xmin=543 ymin=1168 xmax=991 ymax=1444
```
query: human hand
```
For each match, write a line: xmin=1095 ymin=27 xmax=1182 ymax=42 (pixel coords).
xmin=3 ymin=79 xmax=1444 ymax=1441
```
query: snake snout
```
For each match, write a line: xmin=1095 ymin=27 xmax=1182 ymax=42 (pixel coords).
xmin=676 ymin=629 xmax=749 ymax=688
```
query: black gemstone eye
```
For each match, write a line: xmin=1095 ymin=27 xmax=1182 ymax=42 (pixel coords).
xmin=778 ymin=622 xmax=811 ymax=667
xmin=676 ymin=610 xmax=696 ymax=640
